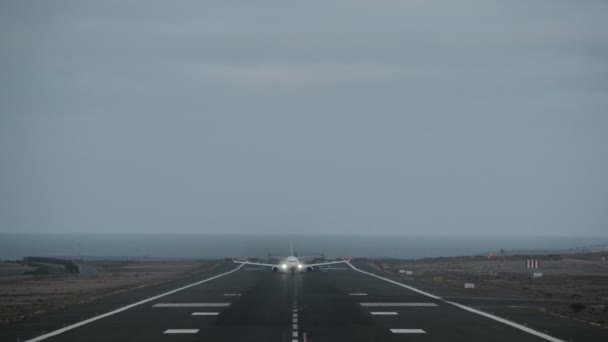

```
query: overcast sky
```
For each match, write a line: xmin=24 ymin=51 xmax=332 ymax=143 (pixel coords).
xmin=1 ymin=1 xmax=607 ymax=236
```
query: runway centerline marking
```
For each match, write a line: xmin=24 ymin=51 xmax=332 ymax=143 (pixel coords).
xmin=224 ymin=293 xmax=241 ymax=296
xmin=24 ymin=263 xmax=244 ymax=342
xmin=153 ymin=303 xmax=230 ymax=307
xmin=371 ymin=312 xmax=398 ymax=315
xmin=360 ymin=302 xmax=437 ymax=307
xmin=349 ymin=293 xmax=368 ymax=296
xmin=164 ymin=329 xmax=199 ymax=334
xmin=192 ymin=312 xmax=220 ymax=316
xmin=390 ymin=329 xmax=426 ymax=334
xmin=347 ymin=261 xmax=566 ymax=342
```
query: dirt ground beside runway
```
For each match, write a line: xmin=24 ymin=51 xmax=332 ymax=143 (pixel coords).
xmin=372 ymin=252 xmax=608 ymax=328
xmin=0 ymin=260 xmax=220 ymax=325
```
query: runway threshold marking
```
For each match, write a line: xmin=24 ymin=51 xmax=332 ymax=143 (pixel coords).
xmin=360 ymin=302 xmax=437 ymax=307
xmin=164 ymin=329 xmax=199 ymax=334
xmin=24 ymin=263 xmax=244 ymax=342
xmin=346 ymin=262 xmax=566 ymax=342
xmin=390 ymin=329 xmax=426 ymax=334
xmin=153 ymin=303 xmax=230 ymax=307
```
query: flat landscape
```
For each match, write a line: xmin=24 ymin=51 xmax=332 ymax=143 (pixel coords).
xmin=374 ymin=252 xmax=608 ymax=328
xmin=0 ymin=259 xmax=220 ymax=325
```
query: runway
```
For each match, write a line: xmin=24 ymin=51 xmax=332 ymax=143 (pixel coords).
xmin=3 ymin=261 xmax=606 ymax=342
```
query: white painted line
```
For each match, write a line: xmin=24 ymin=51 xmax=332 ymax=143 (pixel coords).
xmin=154 ymin=303 xmax=230 ymax=307
xmin=164 ymin=329 xmax=200 ymax=334
xmin=390 ymin=329 xmax=425 ymax=334
xmin=292 ymin=331 xmax=298 ymax=338
xmin=360 ymin=303 xmax=437 ymax=307
xmin=346 ymin=262 xmax=441 ymax=300
xmin=293 ymin=324 xmax=298 ymax=329
xmin=347 ymin=261 xmax=566 ymax=342
xmin=24 ymin=263 xmax=244 ymax=342
xmin=192 ymin=312 xmax=220 ymax=316
xmin=447 ymin=301 xmax=565 ymax=342
xmin=224 ymin=293 xmax=241 ymax=296
xmin=293 ymin=318 xmax=298 ymax=323
xmin=292 ymin=340 xmax=298 ymax=342
xmin=349 ymin=293 xmax=368 ymax=296
xmin=371 ymin=312 xmax=398 ymax=315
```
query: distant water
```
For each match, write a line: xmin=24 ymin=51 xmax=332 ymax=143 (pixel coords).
xmin=0 ymin=233 xmax=606 ymax=260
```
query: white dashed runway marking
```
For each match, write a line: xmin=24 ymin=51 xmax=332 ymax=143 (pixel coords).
xmin=224 ymin=293 xmax=242 ymax=296
xmin=164 ymin=329 xmax=199 ymax=334
xmin=370 ymin=312 xmax=398 ymax=315
xmin=153 ymin=303 xmax=231 ymax=307
xmin=191 ymin=312 xmax=220 ymax=316
xmin=292 ymin=278 xmax=299 ymax=341
xmin=360 ymin=302 xmax=437 ymax=307
xmin=390 ymin=329 xmax=426 ymax=334
xmin=348 ymin=293 xmax=368 ymax=296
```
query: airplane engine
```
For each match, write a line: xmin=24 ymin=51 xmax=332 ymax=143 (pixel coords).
xmin=271 ymin=266 xmax=279 ymax=272
xmin=306 ymin=266 xmax=313 ymax=272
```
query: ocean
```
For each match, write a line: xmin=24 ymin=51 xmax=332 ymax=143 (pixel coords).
xmin=1 ymin=233 xmax=606 ymax=260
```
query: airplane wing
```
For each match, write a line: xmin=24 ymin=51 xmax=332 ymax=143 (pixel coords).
xmin=304 ymin=260 xmax=350 ymax=268
xmin=233 ymin=259 xmax=276 ymax=267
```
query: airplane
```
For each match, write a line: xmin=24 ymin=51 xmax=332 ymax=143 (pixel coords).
xmin=233 ymin=241 xmax=349 ymax=272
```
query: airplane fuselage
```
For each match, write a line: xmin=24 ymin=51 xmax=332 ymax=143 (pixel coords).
xmin=279 ymin=256 xmax=304 ymax=272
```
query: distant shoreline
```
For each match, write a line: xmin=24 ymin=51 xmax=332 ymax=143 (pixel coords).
xmin=1 ymin=233 xmax=606 ymax=260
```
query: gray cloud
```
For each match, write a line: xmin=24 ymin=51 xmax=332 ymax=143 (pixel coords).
xmin=1 ymin=0 xmax=607 ymax=236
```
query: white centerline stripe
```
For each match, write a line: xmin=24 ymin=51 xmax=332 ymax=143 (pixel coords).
xmin=360 ymin=303 xmax=437 ymax=307
xmin=346 ymin=261 xmax=566 ymax=342
xmin=164 ymin=329 xmax=199 ymax=334
xmin=224 ymin=293 xmax=241 ymax=296
xmin=192 ymin=312 xmax=220 ymax=316
xmin=154 ymin=303 xmax=230 ymax=307
xmin=24 ymin=263 xmax=244 ymax=342
xmin=349 ymin=293 xmax=368 ymax=296
xmin=371 ymin=312 xmax=398 ymax=315
xmin=390 ymin=329 xmax=426 ymax=334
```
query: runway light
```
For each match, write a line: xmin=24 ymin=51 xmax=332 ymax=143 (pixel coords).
xmin=282 ymin=264 xmax=287 ymax=269
xmin=297 ymin=264 xmax=303 ymax=269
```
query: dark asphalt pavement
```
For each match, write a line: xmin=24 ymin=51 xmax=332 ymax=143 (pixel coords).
xmin=2 ymin=261 xmax=606 ymax=342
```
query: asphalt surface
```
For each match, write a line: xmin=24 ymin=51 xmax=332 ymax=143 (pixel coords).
xmin=2 ymin=261 xmax=607 ymax=342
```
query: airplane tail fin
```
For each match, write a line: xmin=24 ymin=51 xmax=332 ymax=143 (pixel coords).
xmin=290 ymin=240 xmax=294 ymax=256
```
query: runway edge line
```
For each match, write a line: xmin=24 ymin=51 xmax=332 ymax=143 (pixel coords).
xmin=346 ymin=261 xmax=565 ymax=342
xmin=24 ymin=263 xmax=245 ymax=342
